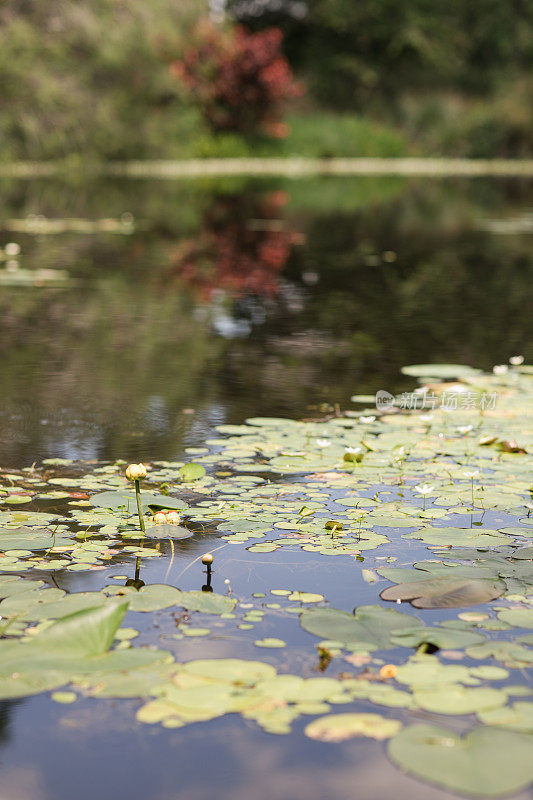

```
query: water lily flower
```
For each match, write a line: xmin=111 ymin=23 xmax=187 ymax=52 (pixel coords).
xmin=493 ymin=364 xmax=508 ymax=375
xmin=462 ymin=470 xmax=480 ymax=479
xmin=315 ymin=438 xmax=331 ymax=448
xmin=415 ymin=483 xmax=434 ymax=511
xmin=509 ymin=355 xmax=524 ymax=366
xmin=456 ymin=425 xmax=473 ymax=435
xmin=343 ymin=446 xmax=363 ymax=462
xmin=360 ymin=416 xmax=376 ymax=424
xmin=125 ymin=463 xmax=147 ymax=481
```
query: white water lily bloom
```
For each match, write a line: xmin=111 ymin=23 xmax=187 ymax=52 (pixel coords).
xmin=359 ymin=416 xmax=376 ymax=424
xmin=456 ymin=425 xmax=473 ymax=434
xmin=125 ymin=463 xmax=147 ymax=481
xmin=345 ymin=447 xmax=362 ymax=455
xmin=315 ymin=438 xmax=331 ymax=448
xmin=414 ymin=483 xmax=434 ymax=496
xmin=420 ymin=414 xmax=434 ymax=422
xmin=462 ymin=470 xmax=480 ymax=479
xmin=509 ymin=355 xmax=524 ymax=366
xmin=493 ymin=364 xmax=508 ymax=375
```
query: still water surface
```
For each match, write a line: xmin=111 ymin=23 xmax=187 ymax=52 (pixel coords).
xmin=0 ymin=175 xmax=532 ymax=800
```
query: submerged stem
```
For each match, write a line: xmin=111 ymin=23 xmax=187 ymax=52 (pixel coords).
xmin=134 ymin=479 xmax=146 ymax=535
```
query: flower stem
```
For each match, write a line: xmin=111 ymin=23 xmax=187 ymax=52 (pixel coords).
xmin=134 ymin=479 xmax=146 ymax=535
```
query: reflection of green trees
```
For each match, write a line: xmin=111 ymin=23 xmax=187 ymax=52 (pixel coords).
xmin=0 ymin=279 xmax=228 ymax=464
xmin=0 ymin=177 xmax=531 ymax=465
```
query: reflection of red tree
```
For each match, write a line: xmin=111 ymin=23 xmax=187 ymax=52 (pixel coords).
xmin=169 ymin=193 xmax=302 ymax=302
xmin=170 ymin=23 xmax=302 ymax=135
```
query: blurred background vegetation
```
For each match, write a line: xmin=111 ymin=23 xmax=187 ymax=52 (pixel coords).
xmin=1 ymin=0 xmax=532 ymax=162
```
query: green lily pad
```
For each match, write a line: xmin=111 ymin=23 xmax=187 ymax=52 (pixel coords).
xmin=478 ymin=701 xmax=533 ymax=733
xmin=305 ymin=712 xmax=402 ymax=742
xmin=387 ymin=724 xmax=533 ymax=797
xmin=381 ymin=577 xmax=505 ymax=608
xmin=137 ymin=524 xmax=193 ymax=540
xmin=0 ymin=527 xmax=72 ymax=551
xmin=391 ymin=626 xmax=485 ymax=649
xmin=178 ymin=464 xmax=206 ymax=482
xmin=497 ymin=607 xmax=533 ymax=628
xmin=300 ymin=605 xmax=416 ymax=650
xmin=414 ymin=685 xmax=507 ymax=715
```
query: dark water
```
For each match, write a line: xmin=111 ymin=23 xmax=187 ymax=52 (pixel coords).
xmin=0 ymin=175 xmax=532 ymax=800
xmin=1 ymin=175 xmax=532 ymax=468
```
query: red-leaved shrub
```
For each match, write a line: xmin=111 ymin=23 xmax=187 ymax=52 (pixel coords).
xmin=170 ymin=22 xmax=303 ymax=136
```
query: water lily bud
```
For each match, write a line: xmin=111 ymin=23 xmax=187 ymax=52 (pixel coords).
xmin=166 ymin=511 xmax=181 ymax=524
xmin=4 ymin=242 xmax=20 ymax=257
xmin=125 ymin=463 xmax=147 ymax=481
xmin=152 ymin=511 xmax=167 ymax=525
xmin=202 ymin=553 xmax=214 ymax=565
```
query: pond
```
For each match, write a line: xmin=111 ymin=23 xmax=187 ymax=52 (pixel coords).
xmin=0 ymin=175 xmax=532 ymax=800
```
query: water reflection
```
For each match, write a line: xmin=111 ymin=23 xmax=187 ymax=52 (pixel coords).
xmin=0 ymin=177 xmax=531 ymax=467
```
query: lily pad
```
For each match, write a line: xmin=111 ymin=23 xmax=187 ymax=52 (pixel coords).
xmin=381 ymin=577 xmax=505 ymax=608
xmin=300 ymin=605 xmax=416 ymax=650
xmin=305 ymin=712 xmax=402 ymax=742
xmin=387 ymin=724 xmax=533 ymax=797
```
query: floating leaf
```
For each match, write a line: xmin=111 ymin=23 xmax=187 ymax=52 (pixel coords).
xmin=381 ymin=577 xmax=505 ymax=608
xmin=177 ymin=464 xmax=206 ymax=482
xmin=305 ymin=712 xmax=402 ymax=742
xmin=478 ymin=701 xmax=533 ymax=733
xmin=414 ymin=685 xmax=507 ymax=715
xmin=254 ymin=638 xmax=286 ymax=648
xmin=387 ymin=724 xmax=533 ymax=797
xmin=300 ymin=605 xmax=416 ymax=650
xmin=391 ymin=626 xmax=485 ymax=650
xmin=497 ymin=607 xmax=533 ymax=628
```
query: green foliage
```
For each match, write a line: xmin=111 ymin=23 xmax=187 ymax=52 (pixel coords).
xmin=0 ymin=0 xmax=203 ymax=161
xmin=234 ymin=0 xmax=533 ymax=108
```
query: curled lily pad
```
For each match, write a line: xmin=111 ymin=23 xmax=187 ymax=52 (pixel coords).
xmin=305 ymin=712 xmax=402 ymax=742
xmin=381 ymin=577 xmax=505 ymax=608
xmin=387 ymin=724 xmax=533 ymax=797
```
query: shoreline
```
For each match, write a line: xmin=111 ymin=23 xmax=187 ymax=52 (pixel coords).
xmin=1 ymin=157 xmax=533 ymax=180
